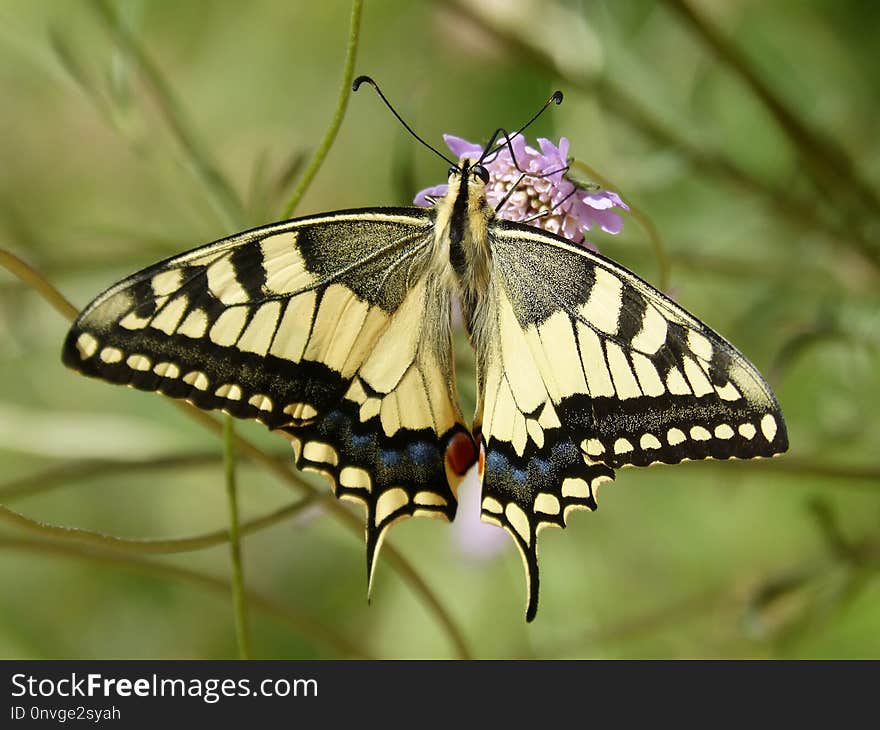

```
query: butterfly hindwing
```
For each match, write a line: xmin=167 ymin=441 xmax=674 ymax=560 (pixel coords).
xmin=476 ymin=220 xmax=788 ymax=620
xmin=63 ymin=208 xmax=476 ymax=585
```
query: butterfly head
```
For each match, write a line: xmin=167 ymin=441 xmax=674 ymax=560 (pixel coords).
xmin=447 ymin=159 xmax=490 ymax=187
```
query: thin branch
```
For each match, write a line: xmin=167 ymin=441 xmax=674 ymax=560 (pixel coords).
xmin=0 ymin=536 xmax=372 ymax=658
xmin=663 ymin=0 xmax=880 ymax=220
xmin=87 ymin=0 xmax=247 ymax=230
xmin=0 ymin=453 xmax=227 ymax=503
xmin=685 ymin=456 xmax=880 ymax=487
xmin=570 ymin=160 xmax=671 ymax=291
xmin=281 ymin=0 xmax=364 ymax=218
xmin=0 ymin=498 xmax=319 ymax=554
xmin=0 ymin=248 xmax=77 ymax=321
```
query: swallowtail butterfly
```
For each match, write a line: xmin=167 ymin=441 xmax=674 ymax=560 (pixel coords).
xmin=62 ymin=79 xmax=787 ymax=620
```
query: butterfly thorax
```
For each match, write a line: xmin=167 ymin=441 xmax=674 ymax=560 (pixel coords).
xmin=432 ymin=159 xmax=494 ymax=333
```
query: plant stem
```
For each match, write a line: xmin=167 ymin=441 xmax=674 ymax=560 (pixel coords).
xmin=662 ymin=0 xmax=880 ymax=221
xmin=0 ymin=248 xmax=77 ymax=321
xmin=0 ymin=498 xmax=319 ymax=554
xmin=88 ymin=0 xmax=247 ymax=231
xmin=223 ymin=416 xmax=251 ymax=659
xmin=570 ymin=160 xmax=672 ymax=292
xmin=280 ymin=0 xmax=363 ymax=219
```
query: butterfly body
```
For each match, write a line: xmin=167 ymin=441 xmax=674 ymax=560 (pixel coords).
xmin=63 ymin=158 xmax=787 ymax=621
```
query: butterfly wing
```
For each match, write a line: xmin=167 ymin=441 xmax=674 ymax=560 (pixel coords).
xmin=63 ymin=208 xmax=476 ymax=587
xmin=476 ymin=219 xmax=788 ymax=620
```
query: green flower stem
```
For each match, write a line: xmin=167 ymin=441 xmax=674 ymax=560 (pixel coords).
xmin=0 ymin=536 xmax=372 ymax=658
xmin=0 ymin=248 xmax=77 ymax=321
xmin=570 ymin=160 xmax=671 ymax=292
xmin=281 ymin=0 xmax=363 ymax=219
xmin=88 ymin=0 xmax=247 ymax=231
xmin=223 ymin=416 xmax=251 ymax=659
xmin=0 ymin=498 xmax=319 ymax=554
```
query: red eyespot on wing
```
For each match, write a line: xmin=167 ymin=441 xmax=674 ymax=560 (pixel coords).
xmin=445 ymin=431 xmax=477 ymax=476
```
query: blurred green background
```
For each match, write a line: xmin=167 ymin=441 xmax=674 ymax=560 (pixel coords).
xmin=1 ymin=0 xmax=878 ymax=659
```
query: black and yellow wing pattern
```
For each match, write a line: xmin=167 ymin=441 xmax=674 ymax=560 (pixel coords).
xmin=476 ymin=220 xmax=788 ymax=619
xmin=63 ymin=183 xmax=787 ymax=621
xmin=62 ymin=208 xmax=477 ymax=588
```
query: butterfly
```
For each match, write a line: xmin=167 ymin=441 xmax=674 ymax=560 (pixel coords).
xmin=62 ymin=79 xmax=788 ymax=621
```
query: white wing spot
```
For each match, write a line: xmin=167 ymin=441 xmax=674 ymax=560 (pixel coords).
xmin=761 ymin=414 xmax=778 ymax=442
xmin=237 ymin=301 xmax=282 ymax=356
xmin=505 ymin=502 xmax=531 ymax=545
xmin=690 ymin=425 xmax=711 ymax=441
xmin=261 ymin=231 xmax=314 ymax=295
xmin=375 ymin=487 xmax=409 ymax=525
xmin=151 ymin=270 xmax=183 ymax=297
xmin=209 ymin=306 xmax=249 ymax=347
xmin=577 ymin=323 xmax=615 ymax=397
xmin=339 ymin=466 xmax=372 ymax=492
xmin=534 ymin=493 xmax=561 ymax=515
xmin=482 ymin=497 xmax=503 ymax=514
xmin=99 ymin=347 xmax=123 ymax=364
xmin=561 ymin=477 xmax=590 ymax=498
xmin=580 ymin=266 xmax=622 ymax=335
xmin=150 ymin=296 xmax=189 ymax=335
xmin=640 ymin=433 xmax=662 ymax=450
xmin=182 ymin=371 xmax=209 ymax=391
xmin=583 ymin=438 xmax=605 ymax=456
xmin=414 ymin=491 xmax=447 ymax=507
xmin=177 ymin=308 xmax=210 ymax=339
xmin=683 ymin=356 xmax=713 ymax=397
xmin=126 ymin=354 xmax=151 ymax=371
xmin=714 ymin=424 xmax=735 ymax=440
xmin=614 ymin=437 xmax=634 ymax=454
xmin=632 ymin=304 xmax=667 ymax=354
xmin=303 ymin=441 xmax=339 ymax=467
xmin=248 ymin=394 xmax=273 ymax=412
xmin=215 ymin=384 xmax=243 ymax=401
xmin=153 ymin=361 xmax=180 ymax=379
xmin=283 ymin=402 xmax=318 ymax=420
xmin=715 ymin=381 xmax=742 ymax=401
xmin=606 ymin=343 xmax=642 ymax=400
xmin=632 ymin=353 xmax=666 ymax=397
xmin=687 ymin=330 xmax=714 ymax=361
xmin=666 ymin=367 xmax=691 ymax=395
xmin=206 ymin=256 xmax=250 ymax=305
xmin=738 ymin=423 xmax=757 ymax=440
xmin=119 ymin=311 xmax=150 ymax=331
xmin=526 ymin=420 xmax=545 ymax=449
xmin=76 ymin=333 xmax=99 ymax=359
xmin=667 ymin=427 xmax=686 ymax=446
xmin=359 ymin=398 xmax=381 ymax=422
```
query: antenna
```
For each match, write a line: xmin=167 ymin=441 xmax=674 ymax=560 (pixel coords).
xmin=478 ymin=90 xmax=563 ymax=165
xmin=352 ymin=75 xmax=458 ymax=168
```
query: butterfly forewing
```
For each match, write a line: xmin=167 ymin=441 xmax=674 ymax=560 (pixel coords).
xmin=63 ymin=209 xmax=476 ymax=584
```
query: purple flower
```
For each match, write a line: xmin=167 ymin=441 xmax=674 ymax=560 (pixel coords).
xmin=414 ymin=134 xmax=629 ymax=249
xmin=451 ymin=464 xmax=508 ymax=561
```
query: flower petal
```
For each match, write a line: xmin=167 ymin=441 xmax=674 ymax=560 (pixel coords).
xmin=413 ymin=183 xmax=449 ymax=207
xmin=443 ymin=134 xmax=483 ymax=159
